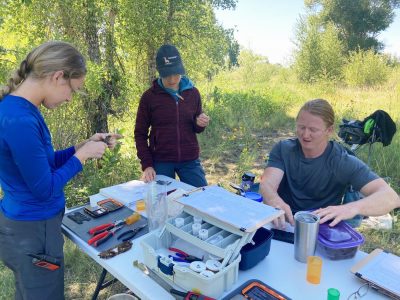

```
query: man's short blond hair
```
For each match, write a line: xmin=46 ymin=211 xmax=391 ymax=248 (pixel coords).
xmin=297 ymin=99 xmax=335 ymax=128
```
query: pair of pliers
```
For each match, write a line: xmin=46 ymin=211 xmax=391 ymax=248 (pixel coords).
xmin=88 ymin=219 xmax=125 ymax=236
xmin=117 ymin=224 xmax=147 ymax=242
xmin=88 ymin=223 xmax=124 ymax=247
xmin=168 ymin=247 xmax=202 ymax=263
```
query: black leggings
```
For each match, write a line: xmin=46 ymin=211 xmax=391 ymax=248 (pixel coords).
xmin=0 ymin=210 xmax=65 ymax=300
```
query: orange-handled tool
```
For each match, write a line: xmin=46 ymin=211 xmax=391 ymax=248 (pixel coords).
xmin=88 ymin=213 xmax=140 ymax=235
xmin=87 ymin=213 xmax=141 ymax=247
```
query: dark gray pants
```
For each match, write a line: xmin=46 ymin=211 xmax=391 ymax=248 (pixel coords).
xmin=0 ymin=210 xmax=65 ymax=300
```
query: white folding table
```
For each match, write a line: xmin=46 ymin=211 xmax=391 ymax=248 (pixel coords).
xmin=62 ymin=176 xmax=389 ymax=300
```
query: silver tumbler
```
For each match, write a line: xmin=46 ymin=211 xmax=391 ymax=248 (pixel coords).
xmin=294 ymin=211 xmax=320 ymax=263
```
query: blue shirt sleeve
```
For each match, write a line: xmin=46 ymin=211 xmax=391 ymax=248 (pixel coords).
xmin=54 ymin=146 xmax=76 ymax=168
xmin=6 ymin=118 xmax=82 ymax=202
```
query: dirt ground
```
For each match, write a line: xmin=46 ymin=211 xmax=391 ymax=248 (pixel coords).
xmin=202 ymin=128 xmax=294 ymax=186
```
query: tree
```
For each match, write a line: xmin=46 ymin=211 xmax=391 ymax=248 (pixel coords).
xmin=119 ymin=0 xmax=238 ymax=85
xmin=0 ymin=0 xmax=238 ymax=136
xmin=293 ymin=16 xmax=345 ymax=82
xmin=81 ymin=0 xmax=125 ymax=133
xmin=237 ymin=49 xmax=269 ymax=84
xmin=0 ymin=0 xmax=127 ymax=136
xmin=344 ymin=49 xmax=390 ymax=86
xmin=305 ymin=0 xmax=400 ymax=52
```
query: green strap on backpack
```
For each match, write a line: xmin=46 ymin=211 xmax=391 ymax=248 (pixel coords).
xmin=363 ymin=119 xmax=375 ymax=135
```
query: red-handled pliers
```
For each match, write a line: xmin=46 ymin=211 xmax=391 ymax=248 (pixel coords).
xmin=88 ymin=224 xmax=124 ymax=247
xmin=88 ymin=219 xmax=125 ymax=236
xmin=88 ymin=223 xmax=114 ymax=236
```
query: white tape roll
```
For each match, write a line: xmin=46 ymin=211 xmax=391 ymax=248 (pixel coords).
xmin=200 ymin=270 xmax=214 ymax=278
xmin=198 ymin=229 xmax=209 ymax=240
xmin=206 ymin=259 xmax=222 ymax=272
xmin=190 ymin=261 xmax=206 ymax=273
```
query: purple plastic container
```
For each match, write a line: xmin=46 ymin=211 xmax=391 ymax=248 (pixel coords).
xmin=317 ymin=221 xmax=364 ymax=260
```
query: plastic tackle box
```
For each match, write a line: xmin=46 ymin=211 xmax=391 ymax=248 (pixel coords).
xmin=141 ymin=186 xmax=283 ymax=299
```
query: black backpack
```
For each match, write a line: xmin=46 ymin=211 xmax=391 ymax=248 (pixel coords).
xmin=338 ymin=120 xmax=368 ymax=145
xmin=338 ymin=110 xmax=396 ymax=146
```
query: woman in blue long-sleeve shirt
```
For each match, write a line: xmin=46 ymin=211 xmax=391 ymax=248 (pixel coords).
xmin=0 ymin=41 xmax=118 ymax=300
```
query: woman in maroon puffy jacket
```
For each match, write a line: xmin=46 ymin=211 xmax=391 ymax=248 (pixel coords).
xmin=134 ymin=44 xmax=209 ymax=187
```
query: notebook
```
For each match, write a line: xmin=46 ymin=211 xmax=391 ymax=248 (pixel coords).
xmin=351 ymin=248 xmax=400 ymax=299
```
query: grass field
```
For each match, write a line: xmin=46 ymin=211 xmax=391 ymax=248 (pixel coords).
xmin=1 ymin=63 xmax=399 ymax=299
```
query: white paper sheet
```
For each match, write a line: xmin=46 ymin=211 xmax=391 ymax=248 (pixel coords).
xmin=99 ymin=180 xmax=147 ymax=207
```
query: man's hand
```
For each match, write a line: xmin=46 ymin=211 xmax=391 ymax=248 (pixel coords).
xmin=141 ymin=167 xmax=156 ymax=182
xmin=314 ymin=204 xmax=359 ymax=227
xmin=267 ymin=197 xmax=295 ymax=230
xmin=259 ymin=167 xmax=293 ymax=229
xmin=196 ymin=113 xmax=210 ymax=127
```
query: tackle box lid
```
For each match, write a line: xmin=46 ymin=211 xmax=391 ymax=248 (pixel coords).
xmin=176 ymin=185 xmax=283 ymax=233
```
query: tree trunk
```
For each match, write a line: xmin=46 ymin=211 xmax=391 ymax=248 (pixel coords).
xmin=146 ymin=43 xmax=157 ymax=85
xmin=164 ymin=0 xmax=175 ymax=44
xmin=145 ymin=0 xmax=176 ymax=85
xmin=84 ymin=0 xmax=109 ymax=134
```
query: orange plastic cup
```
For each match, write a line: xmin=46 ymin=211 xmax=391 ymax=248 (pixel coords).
xmin=136 ymin=199 xmax=146 ymax=211
xmin=306 ymin=256 xmax=322 ymax=284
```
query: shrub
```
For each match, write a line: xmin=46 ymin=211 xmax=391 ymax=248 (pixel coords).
xmin=344 ymin=50 xmax=390 ymax=87
xmin=294 ymin=19 xmax=345 ymax=83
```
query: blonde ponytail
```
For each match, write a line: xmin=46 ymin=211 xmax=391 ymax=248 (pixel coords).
xmin=0 ymin=60 xmax=30 ymax=99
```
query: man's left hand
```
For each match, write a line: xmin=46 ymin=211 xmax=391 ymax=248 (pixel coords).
xmin=314 ymin=204 xmax=359 ymax=227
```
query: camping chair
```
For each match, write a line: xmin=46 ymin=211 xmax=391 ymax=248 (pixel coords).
xmin=338 ymin=109 xmax=397 ymax=165
xmin=338 ymin=110 xmax=397 ymax=227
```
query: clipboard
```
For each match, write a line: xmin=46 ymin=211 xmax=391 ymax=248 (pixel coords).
xmin=351 ymin=248 xmax=400 ymax=299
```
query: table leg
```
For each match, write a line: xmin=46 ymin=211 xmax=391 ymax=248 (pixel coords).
xmin=92 ymin=268 xmax=119 ymax=300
